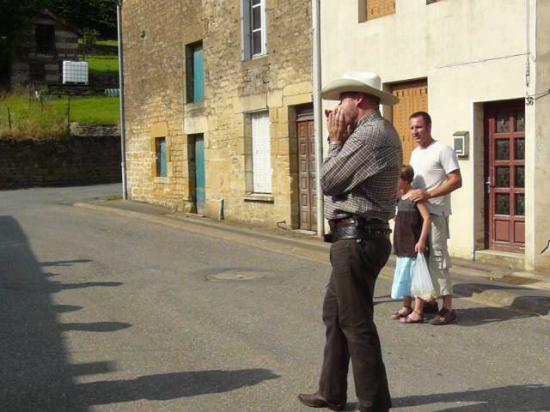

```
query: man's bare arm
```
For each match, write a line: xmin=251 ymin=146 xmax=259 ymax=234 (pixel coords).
xmin=409 ymin=169 xmax=462 ymax=203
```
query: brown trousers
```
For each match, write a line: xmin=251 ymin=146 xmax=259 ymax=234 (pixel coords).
xmin=318 ymin=238 xmax=392 ymax=412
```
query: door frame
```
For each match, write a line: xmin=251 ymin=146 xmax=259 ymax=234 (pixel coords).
xmin=484 ymin=99 xmax=525 ymax=252
xmin=294 ymin=104 xmax=316 ymax=232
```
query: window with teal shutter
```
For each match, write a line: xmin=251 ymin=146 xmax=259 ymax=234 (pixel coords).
xmin=186 ymin=41 xmax=204 ymax=103
xmin=156 ymin=137 xmax=167 ymax=177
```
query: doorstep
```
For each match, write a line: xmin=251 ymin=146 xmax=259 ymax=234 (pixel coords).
xmin=474 ymin=249 xmax=525 ymax=271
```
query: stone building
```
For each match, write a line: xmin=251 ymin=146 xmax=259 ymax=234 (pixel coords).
xmin=321 ymin=0 xmax=550 ymax=273
xmin=8 ymin=10 xmax=80 ymax=88
xmin=122 ymin=0 xmax=316 ymax=231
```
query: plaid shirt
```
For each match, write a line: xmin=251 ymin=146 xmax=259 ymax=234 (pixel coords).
xmin=322 ymin=111 xmax=403 ymax=221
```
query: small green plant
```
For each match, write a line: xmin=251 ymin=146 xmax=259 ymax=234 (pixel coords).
xmin=82 ymin=28 xmax=100 ymax=55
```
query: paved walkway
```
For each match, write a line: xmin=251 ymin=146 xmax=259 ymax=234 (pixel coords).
xmin=76 ymin=199 xmax=550 ymax=319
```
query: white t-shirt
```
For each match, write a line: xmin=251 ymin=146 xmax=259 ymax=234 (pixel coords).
xmin=410 ymin=140 xmax=460 ymax=216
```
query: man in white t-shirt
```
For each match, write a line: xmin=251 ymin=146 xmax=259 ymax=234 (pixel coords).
xmin=408 ymin=111 xmax=462 ymax=325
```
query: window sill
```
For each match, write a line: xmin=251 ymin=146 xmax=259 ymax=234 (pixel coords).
xmin=154 ymin=177 xmax=168 ymax=184
xmin=243 ymin=193 xmax=274 ymax=203
xmin=242 ymin=53 xmax=268 ymax=64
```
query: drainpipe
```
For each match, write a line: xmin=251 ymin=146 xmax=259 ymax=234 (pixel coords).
xmin=312 ymin=0 xmax=324 ymax=238
xmin=116 ymin=0 xmax=128 ymax=200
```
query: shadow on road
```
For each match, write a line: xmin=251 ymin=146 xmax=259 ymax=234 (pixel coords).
xmin=0 ymin=215 xmax=126 ymax=411
xmin=375 ymin=282 xmax=549 ymax=326
xmin=78 ymin=369 xmax=279 ymax=405
xmin=0 ymin=216 xmax=278 ymax=411
xmin=393 ymin=384 xmax=550 ymax=411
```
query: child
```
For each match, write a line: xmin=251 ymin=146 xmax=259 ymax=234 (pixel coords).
xmin=390 ymin=165 xmax=431 ymax=324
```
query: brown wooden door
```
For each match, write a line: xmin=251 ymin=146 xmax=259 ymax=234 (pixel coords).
xmin=391 ymin=80 xmax=428 ymax=163
xmin=485 ymin=101 xmax=525 ymax=252
xmin=297 ymin=117 xmax=317 ymax=231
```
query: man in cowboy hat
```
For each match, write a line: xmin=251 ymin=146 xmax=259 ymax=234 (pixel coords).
xmin=298 ymin=72 xmax=402 ymax=412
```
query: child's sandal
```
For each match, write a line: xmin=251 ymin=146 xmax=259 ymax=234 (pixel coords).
xmin=390 ymin=306 xmax=412 ymax=320
xmin=400 ymin=311 xmax=424 ymax=324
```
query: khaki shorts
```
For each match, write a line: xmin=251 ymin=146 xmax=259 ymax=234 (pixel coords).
xmin=429 ymin=215 xmax=453 ymax=297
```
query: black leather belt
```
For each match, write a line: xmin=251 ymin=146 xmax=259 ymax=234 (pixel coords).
xmin=325 ymin=216 xmax=391 ymax=243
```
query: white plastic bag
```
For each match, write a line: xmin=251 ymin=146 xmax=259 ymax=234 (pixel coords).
xmin=411 ymin=253 xmax=437 ymax=301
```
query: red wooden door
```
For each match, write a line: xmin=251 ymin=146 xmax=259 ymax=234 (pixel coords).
xmin=485 ymin=101 xmax=525 ymax=252
xmin=297 ymin=114 xmax=317 ymax=232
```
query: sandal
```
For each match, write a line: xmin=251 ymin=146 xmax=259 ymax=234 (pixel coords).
xmin=400 ymin=311 xmax=424 ymax=324
xmin=390 ymin=306 xmax=412 ymax=320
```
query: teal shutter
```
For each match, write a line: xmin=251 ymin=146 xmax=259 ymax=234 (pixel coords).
xmin=159 ymin=138 xmax=167 ymax=177
xmin=193 ymin=45 xmax=204 ymax=103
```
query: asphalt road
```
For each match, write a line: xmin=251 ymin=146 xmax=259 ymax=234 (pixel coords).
xmin=0 ymin=185 xmax=549 ymax=412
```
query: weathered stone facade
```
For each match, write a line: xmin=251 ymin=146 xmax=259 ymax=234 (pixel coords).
xmin=122 ymin=0 xmax=312 ymax=228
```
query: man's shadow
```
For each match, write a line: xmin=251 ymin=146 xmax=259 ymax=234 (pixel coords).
xmin=392 ymin=384 xmax=550 ymax=411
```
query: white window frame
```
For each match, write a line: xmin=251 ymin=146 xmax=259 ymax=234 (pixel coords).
xmin=250 ymin=111 xmax=272 ymax=193
xmin=241 ymin=0 xmax=267 ymax=60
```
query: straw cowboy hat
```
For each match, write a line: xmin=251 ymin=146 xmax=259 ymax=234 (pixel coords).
xmin=321 ymin=72 xmax=399 ymax=105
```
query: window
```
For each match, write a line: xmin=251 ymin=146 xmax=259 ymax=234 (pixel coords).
xmin=250 ymin=111 xmax=272 ymax=193
xmin=155 ymin=137 xmax=168 ymax=177
xmin=186 ymin=41 xmax=205 ymax=103
xmin=241 ymin=0 xmax=267 ymax=60
xmin=35 ymin=24 xmax=56 ymax=54
xmin=358 ymin=0 xmax=396 ymax=22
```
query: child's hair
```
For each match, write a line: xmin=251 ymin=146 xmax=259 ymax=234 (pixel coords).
xmin=400 ymin=164 xmax=414 ymax=183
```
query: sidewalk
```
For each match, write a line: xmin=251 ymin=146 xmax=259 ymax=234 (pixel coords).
xmin=74 ymin=199 xmax=550 ymax=318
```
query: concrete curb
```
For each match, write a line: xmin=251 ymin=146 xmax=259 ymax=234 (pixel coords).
xmin=74 ymin=201 xmax=550 ymax=318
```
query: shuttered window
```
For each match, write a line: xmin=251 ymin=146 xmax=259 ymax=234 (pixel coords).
xmin=251 ymin=111 xmax=272 ymax=193
xmin=155 ymin=137 xmax=168 ymax=177
xmin=358 ymin=0 xmax=396 ymax=22
xmin=186 ymin=41 xmax=204 ymax=103
xmin=241 ymin=0 xmax=267 ymax=60
xmin=390 ymin=80 xmax=428 ymax=163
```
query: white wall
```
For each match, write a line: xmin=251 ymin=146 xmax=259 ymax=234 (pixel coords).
xmin=321 ymin=0 xmax=534 ymax=261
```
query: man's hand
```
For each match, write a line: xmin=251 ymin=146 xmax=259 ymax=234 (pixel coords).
xmin=326 ymin=107 xmax=351 ymax=145
xmin=408 ymin=189 xmax=430 ymax=203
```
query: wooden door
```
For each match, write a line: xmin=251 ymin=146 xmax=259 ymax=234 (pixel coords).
xmin=297 ymin=110 xmax=317 ymax=231
xmin=485 ymin=101 xmax=525 ymax=252
xmin=391 ymin=80 xmax=428 ymax=163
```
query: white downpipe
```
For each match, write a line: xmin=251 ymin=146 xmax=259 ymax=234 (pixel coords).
xmin=312 ymin=0 xmax=324 ymax=238
xmin=116 ymin=1 xmax=128 ymax=200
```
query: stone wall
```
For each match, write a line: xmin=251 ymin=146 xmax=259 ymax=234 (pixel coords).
xmin=122 ymin=0 xmax=312 ymax=227
xmin=0 ymin=136 xmax=121 ymax=189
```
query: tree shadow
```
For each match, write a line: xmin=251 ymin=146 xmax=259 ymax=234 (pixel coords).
xmin=0 ymin=215 xmax=128 ymax=411
xmin=60 ymin=322 xmax=132 ymax=333
xmin=48 ymin=280 xmax=124 ymax=292
xmin=77 ymin=369 xmax=279 ymax=405
xmin=393 ymin=384 xmax=550 ymax=411
xmin=39 ymin=260 xmax=93 ymax=267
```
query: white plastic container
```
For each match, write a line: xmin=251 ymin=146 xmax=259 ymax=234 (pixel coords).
xmin=62 ymin=61 xmax=89 ymax=85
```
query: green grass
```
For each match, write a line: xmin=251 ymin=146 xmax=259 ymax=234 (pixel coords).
xmin=50 ymin=96 xmax=120 ymax=125
xmin=0 ymin=94 xmax=119 ymax=139
xmin=86 ymin=55 xmax=119 ymax=74
xmin=96 ymin=39 xmax=118 ymax=48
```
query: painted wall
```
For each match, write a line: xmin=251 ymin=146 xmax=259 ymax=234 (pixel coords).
xmin=530 ymin=0 xmax=550 ymax=272
xmin=321 ymin=0 xmax=540 ymax=266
